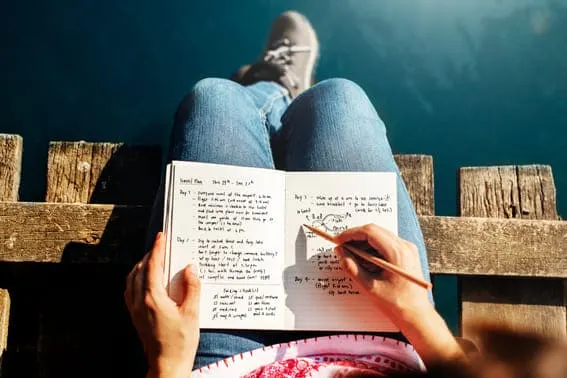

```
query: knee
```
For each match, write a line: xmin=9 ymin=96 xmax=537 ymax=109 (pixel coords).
xmin=175 ymin=78 xmax=250 ymax=121
xmin=287 ymin=78 xmax=382 ymax=131
xmin=178 ymin=78 xmax=247 ymax=109
xmin=191 ymin=77 xmax=245 ymax=98
xmin=295 ymin=78 xmax=377 ymax=117
xmin=313 ymin=78 xmax=368 ymax=100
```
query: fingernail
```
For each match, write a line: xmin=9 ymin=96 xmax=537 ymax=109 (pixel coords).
xmin=189 ymin=264 xmax=198 ymax=276
xmin=156 ymin=232 xmax=163 ymax=241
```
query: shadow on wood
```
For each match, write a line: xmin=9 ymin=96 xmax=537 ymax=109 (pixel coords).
xmin=89 ymin=144 xmax=161 ymax=205
xmin=1 ymin=145 xmax=163 ymax=377
xmin=463 ymin=277 xmax=565 ymax=306
xmin=59 ymin=205 xmax=151 ymax=264
xmin=55 ymin=142 xmax=161 ymax=263
xmin=0 ymin=262 xmax=147 ymax=377
xmin=46 ymin=142 xmax=162 ymax=205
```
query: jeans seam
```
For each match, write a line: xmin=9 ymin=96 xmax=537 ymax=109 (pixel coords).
xmin=259 ymin=87 xmax=286 ymax=115
xmin=258 ymin=90 xmax=286 ymax=167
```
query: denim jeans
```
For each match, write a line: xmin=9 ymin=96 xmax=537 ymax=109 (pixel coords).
xmin=147 ymin=77 xmax=431 ymax=369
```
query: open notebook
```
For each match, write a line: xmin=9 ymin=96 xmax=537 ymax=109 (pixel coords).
xmin=163 ymin=161 xmax=399 ymax=332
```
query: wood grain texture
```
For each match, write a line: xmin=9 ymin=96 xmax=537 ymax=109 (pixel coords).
xmin=459 ymin=165 xmax=558 ymax=219
xmin=46 ymin=141 xmax=161 ymax=205
xmin=0 ymin=202 xmax=150 ymax=264
xmin=0 ymin=288 xmax=9 ymax=360
xmin=0 ymin=134 xmax=23 ymax=202
xmin=394 ymin=154 xmax=434 ymax=216
xmin=462 ymin=277 xmax=565 ymax=337
xmin=459 ymin=165 xmax=565 ymax=338
xmin=422 ymin=216 xmax=567 ymax=277
xmin=1 ymin=203 xmax=565 ymax=278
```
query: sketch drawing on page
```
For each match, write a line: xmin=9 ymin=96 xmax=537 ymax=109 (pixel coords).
xmin=309 ymin=213 xmax=352 ymax=234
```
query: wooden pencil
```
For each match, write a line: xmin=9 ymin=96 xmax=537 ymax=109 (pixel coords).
xmin=303 ymin=224 xmax=432 ymax=290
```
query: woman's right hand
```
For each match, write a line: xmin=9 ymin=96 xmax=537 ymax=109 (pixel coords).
xmin=335 ymin=224 xmax=466 ymax=367
xmin=334 ymin=224 xmax=432 ymax=321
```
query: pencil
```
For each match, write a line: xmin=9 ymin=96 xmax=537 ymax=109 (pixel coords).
xmin=303 ymin=224 xmax=432 ymax=290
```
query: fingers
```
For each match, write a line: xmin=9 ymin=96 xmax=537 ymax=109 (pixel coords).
xmin=180 ymin=265 xmax=201 ymax=318
xmin=146 ymin=232 xmax=167 ymax=295
xmin=124 ymin=233 xmax=201 ymax=325
xmin=133 ymin=253 xmax=150 ymax=308
xmin=336 ymin=224 xmax=404 ymax=263
xmin=334 ymin=246 xmax=374 ymax=291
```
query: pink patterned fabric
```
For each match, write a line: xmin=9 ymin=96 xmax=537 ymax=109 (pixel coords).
xmin=242 ymin=355 xmax=412 ymax=377
xmin=192 ymin=335 xmax=425 ymax=377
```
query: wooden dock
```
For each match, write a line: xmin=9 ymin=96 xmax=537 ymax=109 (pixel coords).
xmin=0 ymin=135 xmax=565 ymax=377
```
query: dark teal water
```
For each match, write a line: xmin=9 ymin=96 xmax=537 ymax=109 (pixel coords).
xmin=1 ymin=0 xmax=566 ymax=332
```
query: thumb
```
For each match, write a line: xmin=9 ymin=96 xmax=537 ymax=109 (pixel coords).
xmin=180 ymin=264 xmax=201 ymax=317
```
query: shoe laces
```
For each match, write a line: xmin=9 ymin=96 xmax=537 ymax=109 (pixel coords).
xmin=262 ymin=38 xmax=310 ymax=89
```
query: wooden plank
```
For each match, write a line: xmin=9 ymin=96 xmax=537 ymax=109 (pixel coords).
xmin=0 ymin=202 xmax=150 ymax=264
xmin=459 ymin=165 xmax=565 ymax=338
xmin=46 ymin=141 xmax=161 ymax=205
xmin=461 ymin=277 xmax=565 ymax=337
xmin=0 ymin=134 xmax=23 ymax=202
xmin=0 ymin=203 xmax=566 ymax=278
xmin=422 ymin=216 xmax=567 ymax=277
xmin=459 ymin=165 xmax=558 ymax=219
xmin=394 ymin=154 xmax=434 ymax=216
xmin=0 ymin=289 xmax=9 ymax=361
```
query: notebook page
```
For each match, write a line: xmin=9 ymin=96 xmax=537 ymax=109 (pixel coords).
xmin=167 ymin=161 xmax=286 ymax=329
xmin=284 ymin=172 xmax=398 ymax=332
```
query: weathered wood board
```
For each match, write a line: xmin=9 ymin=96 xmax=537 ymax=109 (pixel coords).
xmin=461 ymin=277 xmax=565 ymax=337
xmin=394 ymin=154 xmax=434 ymax=216
xmin=459 ymin=165 xmax=565 ymax=337
xmin=459 ymin=165 xmax=558 ymax=220
xmin=0 ymin=203 xmax=566 ymax=278
xmin=46 ymin=141 xmax=161 ymax=205
xmin=0 ymin=203 xmax=150 ymax=264
xmin=0 ymin=134 xmax=23 ymax=202
xmin=0 ymin=288 xmax=9 ymax=359
xmin=423 ymin=215 xmax=567 ymax=277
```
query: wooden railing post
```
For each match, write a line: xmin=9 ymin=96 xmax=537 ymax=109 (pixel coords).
xmin=394 ymin=154 xmax=434 ymax=216
xmin=458 ymin=165 xmax=566 ymax=337
xmin=0 ymin=289 xmax=9 ymax=375
xmin=0 ymin=134 xmax=20 ymax=373
xmin=0 ymin=134 xmax=23 ymax=202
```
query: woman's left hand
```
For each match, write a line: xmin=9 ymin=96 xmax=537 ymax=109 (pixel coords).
xmin=125 ymin=232 xmax=201 ymax=378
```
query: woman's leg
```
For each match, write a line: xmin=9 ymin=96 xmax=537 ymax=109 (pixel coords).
xmin=276 ymin=77 xmax=432 ymax=290
xmin=268 ymin=78 xmax=432 ymax=345
xmin=146 ymin=78 xmax=289 ymax=369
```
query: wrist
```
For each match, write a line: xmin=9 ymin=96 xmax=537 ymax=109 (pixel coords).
xmin=394 ymin=304 xmax=466 ymax=367
xmin=383 ymin=294 xmax=434 ymax=328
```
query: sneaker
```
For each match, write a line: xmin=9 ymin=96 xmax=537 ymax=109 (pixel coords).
xmin=231 ymin=11 xmax=319 ymax=98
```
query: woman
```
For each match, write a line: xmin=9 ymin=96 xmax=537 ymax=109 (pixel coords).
xmin=125 ymin=11 xmax=465 ymax=377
